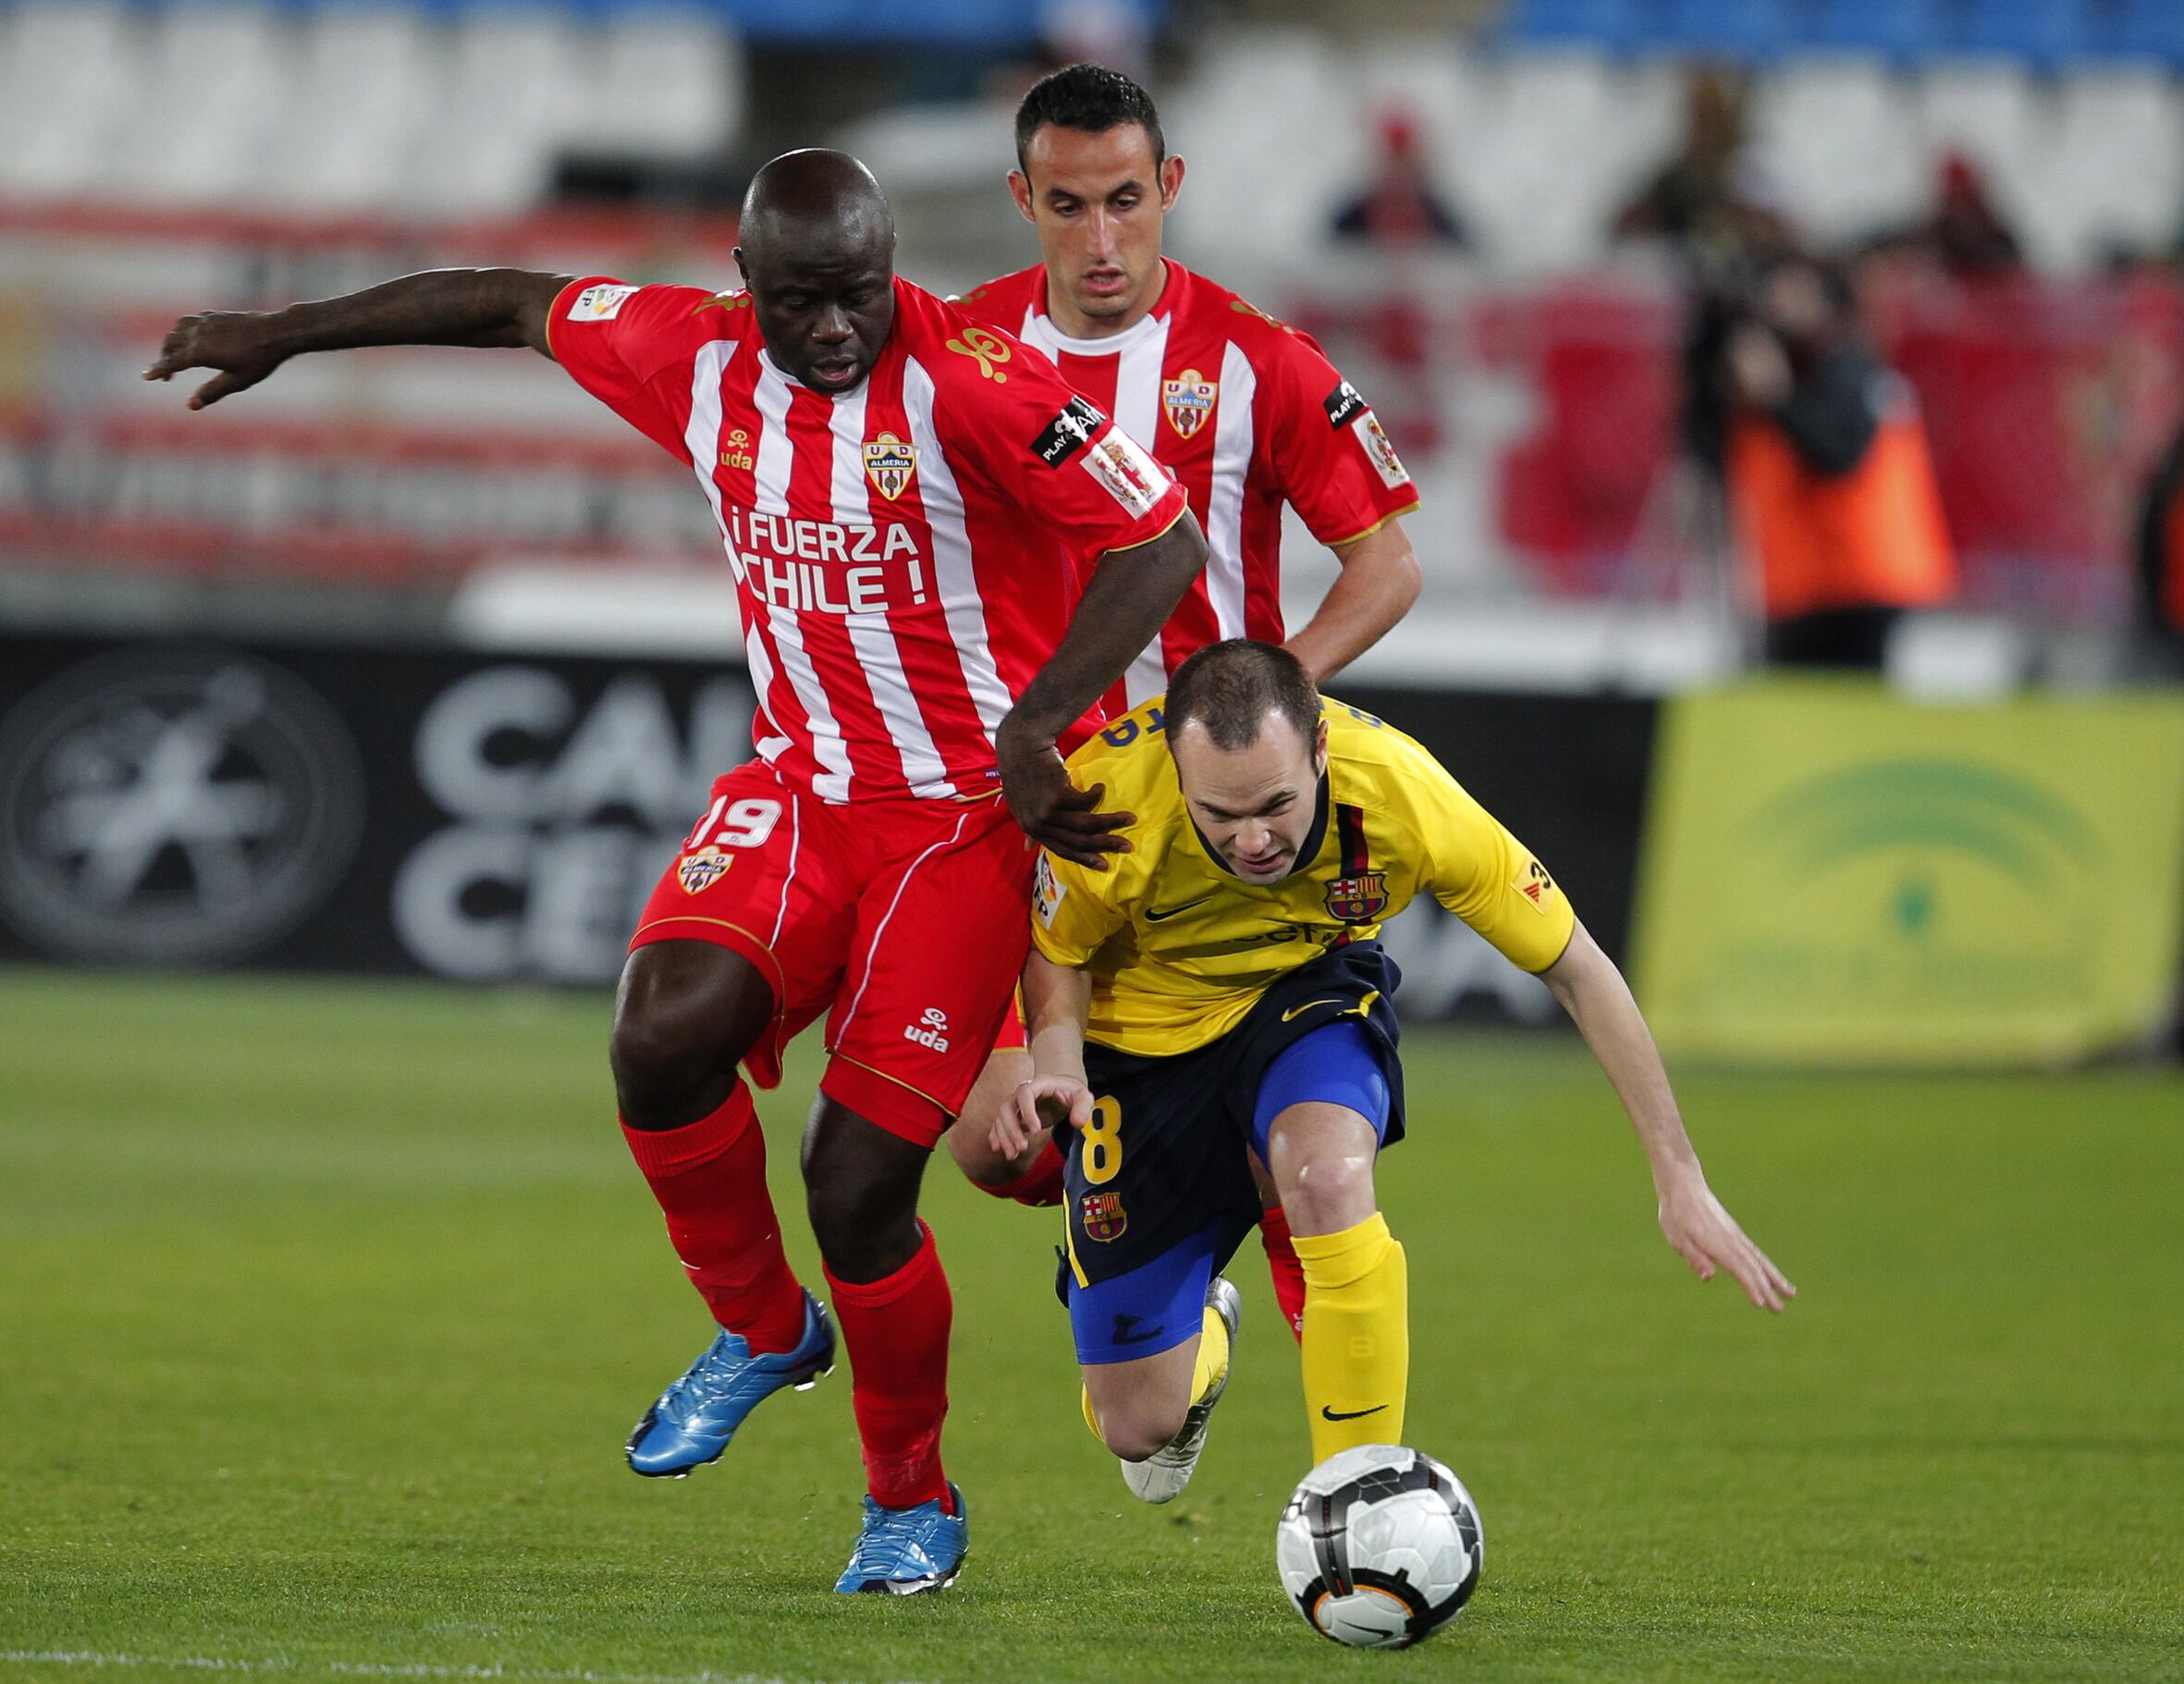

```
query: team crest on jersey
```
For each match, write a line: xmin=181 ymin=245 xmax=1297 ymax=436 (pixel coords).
xmin=1356 ymin=412 xmax=1409 ymax=488
xmin=719 ymin=428 xmax=755 ymax=473
xmin=678 ymin=847 xmax=732 ymax=895
xmin=1080 ymin=1191 xmax=1128 ymax=1243
xmin=1324 ymin=871 xmax=1390 ymax=924
xmin=1161 ymin=368 xmax=1218 ymax=440
xmin=863 ymin=431 xmax=918 ymax=500
xmin=1515 ymin=857 xmax=1557 ymax=914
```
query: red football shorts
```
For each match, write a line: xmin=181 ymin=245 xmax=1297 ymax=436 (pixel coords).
xmin=631 ymin=761 xmax=1037 ymax=1148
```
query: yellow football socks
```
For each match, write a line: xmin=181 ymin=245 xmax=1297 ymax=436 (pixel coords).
xmin=1293 ymin=1212 xmax=1409 ymax=1464
xmin=1079 ymin=1297 xmax=1233 ymax=1448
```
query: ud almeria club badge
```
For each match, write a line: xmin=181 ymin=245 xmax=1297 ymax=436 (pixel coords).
xmin=1161 ymin=367 xmax=1218 ymax=439
xmin=863 ymin=432 xmax=918 ymax=501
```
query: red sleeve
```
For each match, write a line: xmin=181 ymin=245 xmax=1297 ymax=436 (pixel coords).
xmin=546 ymin=276 xmax=729 ymax=465
xmin=1262 ymin=329 xmax=1421 ymax=546
xmin=936 ymin=332 xmax=1188 ymax=557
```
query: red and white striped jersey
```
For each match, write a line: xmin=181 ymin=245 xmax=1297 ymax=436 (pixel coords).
xmin=956 ymin=259 xmax=1419 ymax=711
xmin=548 ymin=274 xmax=1188 ymax=804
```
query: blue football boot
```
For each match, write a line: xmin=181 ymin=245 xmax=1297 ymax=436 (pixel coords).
xmin=624 ymin=1290 xmax=834 ymax=1478
xmin=834 ymin=1482 xmax=969 ymax=1595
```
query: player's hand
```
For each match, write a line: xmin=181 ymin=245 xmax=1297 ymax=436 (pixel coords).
xmin=1656 ymin=1167 xmax=1796 ymax=1313
xmin=143 ymin=311 xmax=288 ymax=410
xmin=996 ymin=730 xmax=1132 ymax=870
xmin=993 ymin=1075 xmax=1092 ymax=1160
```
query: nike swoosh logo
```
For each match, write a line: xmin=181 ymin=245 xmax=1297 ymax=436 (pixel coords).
xmin=1319 ymin=1404 xmax=1387 ymax=1421
xmin=1111 ymin=1316 xmax=1169 ymax=1346
xmin=1282 ymin=999 xmax=1342 ymax=1022
xmin=1144 ymin=897 xmax=1211 ymax=923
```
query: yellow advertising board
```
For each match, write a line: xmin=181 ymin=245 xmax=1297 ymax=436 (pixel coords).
xmin=1634 ymin=681 xmax=2184 ymax=1065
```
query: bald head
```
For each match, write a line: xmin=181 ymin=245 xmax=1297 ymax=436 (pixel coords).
xmin=741 ymin=149 xmax=894 ymax=270
xmin=734 ymin=150 xmax=898 ymax=395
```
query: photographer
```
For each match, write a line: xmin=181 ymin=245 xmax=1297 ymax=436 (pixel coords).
xmin=1721 ymin=254 xmax=1957 ymax=670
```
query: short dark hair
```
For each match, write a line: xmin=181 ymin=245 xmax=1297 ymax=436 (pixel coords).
xmin=1013 ymin=63 xmax=1165 ymax=175
xmin=1165 ymin=640 xmax=1321 ymax=753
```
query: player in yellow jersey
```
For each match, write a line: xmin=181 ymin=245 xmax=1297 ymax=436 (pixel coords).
xmin=990 ymin=640 xmax=1793 ymax=1500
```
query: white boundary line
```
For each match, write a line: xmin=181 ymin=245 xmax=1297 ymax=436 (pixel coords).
xmin=1 ymin=1654 xmax=931 ymax=1684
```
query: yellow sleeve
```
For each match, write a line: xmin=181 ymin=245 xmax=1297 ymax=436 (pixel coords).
xmin=1029 ymin=849 xmax=1128 ymax=967
xmin=1409 ymin=764 xmax=1577 ymax=974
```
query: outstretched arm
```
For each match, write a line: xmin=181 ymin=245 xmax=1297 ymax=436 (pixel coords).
xmin=996 ymin=512 xmax=1209 ymax=867
xmin=1542 ymin=919 xmax=1797 ymax=1313
xmin=1282 ymin=519 xmax=1422 ymax=684
xmin=144 ymin=267 xmax=574 ymax=409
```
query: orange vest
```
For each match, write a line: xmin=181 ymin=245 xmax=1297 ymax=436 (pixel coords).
xmin=1729 ymin=394 xmax=1957 ymax=621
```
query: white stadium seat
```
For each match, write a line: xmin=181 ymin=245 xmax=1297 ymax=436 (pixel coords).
xmin=0 ymin=1 xmax=148 ymax=201
xmin=577 ymin=9 xmax=743 ymax=159
xmin=258 ymin=6 xmax=449 ymax=212
xmin=1752 ymin=58 xmax=1926 ymax=243
xmin=113 ymin=5 xmax=299 ymax=206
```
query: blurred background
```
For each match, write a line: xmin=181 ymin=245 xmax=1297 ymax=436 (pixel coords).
xmin=2 ymin=0 xmax=2181 ymax=1063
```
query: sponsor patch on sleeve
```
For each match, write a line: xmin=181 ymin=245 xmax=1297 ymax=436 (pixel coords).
xmin=1031 ymin=395 xmax=1105 ymax=467
xmin=569 ymin=283 xmax=640 ymax=323
xmin=1354 ymin=412 xmax=1410 ymax=488
xmin=1080 ymin=427 xmax=1171 ymax=518
xmin=1323 ymin=377 xmax=1369 ymax=430
xmin=1033 ymin=854 xmax=1067 ymax=928
xmin=1514 ymin=856 xmax=1558 ymax=915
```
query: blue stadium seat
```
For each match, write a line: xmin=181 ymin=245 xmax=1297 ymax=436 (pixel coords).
xmin=1503 ymin=0 xmax=1654 ymax=55
xmin=1954 ymin=0 xmax=2081 ymax=66
xmin=1807 ymin=0 xmax=1946 ymax=61
xmin=2113 ymin=0 xmax=2184 ymax=67
xmin=1650 ymin=0 xmax=1797 ymax=63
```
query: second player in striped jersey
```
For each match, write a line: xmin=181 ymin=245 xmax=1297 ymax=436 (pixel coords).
xmin=945 ymin=69 xmax=1425 ymax=1323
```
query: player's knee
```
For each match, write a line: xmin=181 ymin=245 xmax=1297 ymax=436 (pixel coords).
xmin=1097 ymin=1397 xmax=1189 ymax=1462
xmin=609 ymin=944 xmax=770 ymax=1129
xmin=803 ymin=1101 xmax=926 ymax=1281
xmin=1282 ymin=1150 xmax=1379 ymax=1237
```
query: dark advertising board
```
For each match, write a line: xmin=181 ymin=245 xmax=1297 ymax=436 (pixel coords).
xmin=0 ymin=633 xmax=1651 ymax=1022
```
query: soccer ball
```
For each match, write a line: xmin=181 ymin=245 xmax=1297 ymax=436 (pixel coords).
xmin=1275 ymin=1444 xmax=1483 ymax=1648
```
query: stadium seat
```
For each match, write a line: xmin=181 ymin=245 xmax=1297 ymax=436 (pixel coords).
xmin=111 ymin=5 xmax=299 ymax=206
xmin=257 ymin=6 xmax=449 ymax=212
xmin=2112 ymin=0 xmax=2184 ymax=68
xmin=1649 ymin=0 xmax=1798 ymax=64
xmin=1807 ymin=0 xmax=1946 ymax=63
xmin=576 ymin=9 xmax=743 ymax=158
xmin=0 ymin=1 xmax=147 ymax=201
xmin=1955 ymin=0 xmax=2080 ymax=68
xmin=409 ymin=6 xmax=592 ymax=214
xmin=2044 ymin=68 xmax=2184 ymax=264
xmin=1750 ymin=58 xmax=1925 ymax=240
xmin=1502 ymin=0 xmax=1652 ymax=56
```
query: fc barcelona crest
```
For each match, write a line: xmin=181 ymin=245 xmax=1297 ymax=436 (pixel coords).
xmin=1324 ymin=870 xmax=1390 ymax=924
xmin=1080 ymin=1190 xmax=1128 ymax=1243
xmin=1161 ymin=367 xmax=1218 ymax=440
xmin=863 ymin=431 xmax=918 ymax=500
xmin=678 ymin=847 xmax=731 ymax=894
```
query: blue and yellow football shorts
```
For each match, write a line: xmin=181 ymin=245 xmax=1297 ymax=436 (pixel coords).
xmin=1060 ymin=940 xmax=1405 ymax=1366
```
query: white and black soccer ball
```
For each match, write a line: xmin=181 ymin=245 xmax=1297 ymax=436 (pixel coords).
xmin=1275 ymin=1444 xmax=1483 ymax=1648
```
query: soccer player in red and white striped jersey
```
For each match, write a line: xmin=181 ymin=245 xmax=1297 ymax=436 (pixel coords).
xmin=148 ymin=150 xmax=1209 ymax=1594
xmin=944 ymin=68 xmax=1426 ymax=1343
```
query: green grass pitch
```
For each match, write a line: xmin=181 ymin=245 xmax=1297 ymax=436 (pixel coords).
xmin=2 ymin=969 xmax=2179 ymax=1683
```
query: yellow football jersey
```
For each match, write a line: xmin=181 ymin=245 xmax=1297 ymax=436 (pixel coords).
xmin=1031 ymin=695 xmax=1578 ymax=1057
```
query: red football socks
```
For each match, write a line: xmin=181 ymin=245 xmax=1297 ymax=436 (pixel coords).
xmin=620 ymin=1084 xmax=809 ymax=1356
xmin=1259 ymin=1202 xmax=1307 ymax=1344
xmin=973 ymin=1135 xmax=1067 ymax=1208
xmin=826 ymin=1221 xmax=955 ymax=1512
